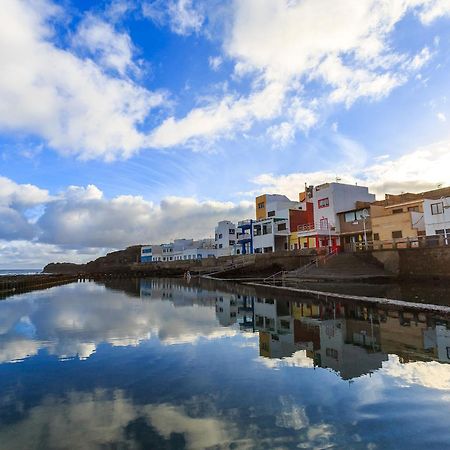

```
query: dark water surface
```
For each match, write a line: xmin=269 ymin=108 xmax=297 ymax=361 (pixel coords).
xmin=0 ymin=278 xmax=449 ymax=449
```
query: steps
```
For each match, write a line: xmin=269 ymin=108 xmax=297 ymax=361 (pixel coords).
xmin=284 ymin=252 xmax=392 ymax=281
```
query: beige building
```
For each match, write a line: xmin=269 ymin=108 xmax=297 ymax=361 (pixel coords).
xmin=370 ymin=198 xmax=425 ymax=247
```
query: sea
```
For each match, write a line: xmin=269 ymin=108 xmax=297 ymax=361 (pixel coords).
xmin=0 ymin=269 xmax=41 ymax=276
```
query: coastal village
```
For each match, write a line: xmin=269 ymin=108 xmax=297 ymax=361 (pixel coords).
xmin=140 ymin=181 xmax=450 ymax=264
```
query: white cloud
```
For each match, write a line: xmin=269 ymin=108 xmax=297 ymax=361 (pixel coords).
xmin=382 ymin=355 xmax=450 ymax=390
xmin=209 ymin=55 xmax=223 ymax=71
xmin=417 ymin=0 xmax=450 ymax=24
xmin=142 ymin=0 xmax=204 ymax=35
xmin=146 ymin=0 xmax=447 ymax=148
xmin=0 ymin=389 xmax=240 ymax=450
xmin=437 ymin=112 xmax=447 ymax=122
xmin=72 ymin=15 xmax=138 ymax=76
xmin=0 ymin=0 xmax=166 ymax=160
xmin=37 ymin=188 xmax=254 ymax=248
xmin=0 ymin=176 xmax=50 ymax=241
xmin=267 ymin=122 xmax=296 ymax=147
xmin=0 ymin=173 xmax=254 ymax=267
xmin=0 ymin=176 xmax=50 ymax=207
xmin=252 ymin=138 xmax=450 ymax=198
xmin=148 ymin=81 xmax=286 ymax=147
xmin=0 ymin=281 xmax=238 ymax=362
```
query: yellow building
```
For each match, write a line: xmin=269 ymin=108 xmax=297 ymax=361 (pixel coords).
xmin=255 ymin=194 xmax=267 ymax=220
xmin=370 ymin=199 xmax=425 ymax=246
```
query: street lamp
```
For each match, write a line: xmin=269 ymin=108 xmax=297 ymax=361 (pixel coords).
xmin=439 ymin=196 xmax=450 ymax=246
xmin=360 ymin=209 xmax=369 ymax=249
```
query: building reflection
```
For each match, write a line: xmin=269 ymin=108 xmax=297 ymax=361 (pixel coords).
xmin=101 ymin=278 xmax=450 ymax=381
xmin=205 ymin=282 xmax=450 ymax=380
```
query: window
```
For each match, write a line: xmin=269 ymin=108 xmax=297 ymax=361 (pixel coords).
xmin=278 ymin=223 xmax=287 ymax=231
xmin=319 ymin=218 xmax=329 ymax=230
xmin=392 ymin=208 xmax=403 ymax=214
xmin=431 ymin=202 xmax=443 ymax=215
xmin=218 ymin=244 xmax=223 ymax=248
xmin=436 ymin=229 xmax=450 ymax=235
xmin=142 ymin=248 xmax=152 ymax=254
xmin=408 ymin=206 xmax=419 ymax=212
xmin=326 ymin=348 xmax=338 ymax=360
xmin=229 ymin=229 xmax=235 ymax=234
xmin=262 ymin=224 xmax=272 ymax=235
xmin=318 ymin=197 xmax=329 ymax=208
xmin=218 ymin=233 xmax=223 ymax=239
xmin=392 ymin=231 xmax=403 ymax=239
xmin=373 ymin=233 xmax=380 ymax=241
xmin=263 ymin=246 xmax=273 ymax=253
xmin=229 ymin=240 xmax=235 ymax=245
xmin=344 ymin=209 xmax=369 ymax=222
xmin=257 ymin=202 xmax=265 ymax=209
xmin=215 ymin=234 xmax=218 ymax=241
xmin=267 ymin=210 xmax=276 ymax=217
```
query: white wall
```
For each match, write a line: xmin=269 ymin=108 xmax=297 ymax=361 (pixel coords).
xmin=265 ymin=195 xmax=303 ymax=219
xmin=253 ymin=233 xmax=275 ymax=252
xmin=215 ymin=220 xmax=236 ymax=256
xmin=423 ymin=197 xmax=450 ymax=236
xmin=313 ymin=183 xmax=375 ymax=232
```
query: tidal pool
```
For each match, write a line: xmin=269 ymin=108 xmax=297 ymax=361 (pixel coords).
xmin=0 ymin=278 xmax=449 ymax=449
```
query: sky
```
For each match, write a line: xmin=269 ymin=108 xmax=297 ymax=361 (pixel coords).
xmin=2 ymin=0 xmax=450 ymax=268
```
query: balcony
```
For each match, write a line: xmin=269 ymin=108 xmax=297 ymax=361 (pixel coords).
xmin=297 ymin=222 xmax=337 ymax=235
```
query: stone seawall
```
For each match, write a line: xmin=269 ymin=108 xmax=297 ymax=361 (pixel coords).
xmin=0 ymin=274 xmax=79 ymax=299
xmin=371 ymin=246 xmax=450 ymax=280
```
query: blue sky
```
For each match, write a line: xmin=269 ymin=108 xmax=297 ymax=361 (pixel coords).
xmin=1 ymin=0 xmax=450 ymax=267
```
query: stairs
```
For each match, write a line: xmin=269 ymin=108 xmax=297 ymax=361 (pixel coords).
xmin=284 ymin=252 xmax=392 ymax=281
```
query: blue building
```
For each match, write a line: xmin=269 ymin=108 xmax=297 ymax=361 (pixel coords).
xmin=140 ymin=245 xmax=153 ymax=263
xmin=236 ymin=219 xmax=253 ymax=254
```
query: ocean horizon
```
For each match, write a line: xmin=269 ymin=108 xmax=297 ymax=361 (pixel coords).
xmin=0 ymin=269 xmax=42 ymax=276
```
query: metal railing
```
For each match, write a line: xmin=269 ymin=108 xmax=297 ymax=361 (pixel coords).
xmin=297 ymin=222 xmax=337 ymax=233
xmin=345 ymin=235 xmax=450 ymax=252
xmin=263 ymin=270 xmax=288 ymax=284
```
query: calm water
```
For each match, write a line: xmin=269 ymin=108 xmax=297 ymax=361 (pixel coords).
xmin=0 ymin=278 xmax=449 ymax=450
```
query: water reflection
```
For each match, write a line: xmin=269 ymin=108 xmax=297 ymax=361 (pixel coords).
xmin=211 ymin=286 xmax=450 ymax=379
xmin=0 ymin=278 xmax=449 ymax=449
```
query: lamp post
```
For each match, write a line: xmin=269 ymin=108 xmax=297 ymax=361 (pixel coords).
xmin=361 ymin=209 xmax=369 ymax=250
xmin=440 ymin=197 xmax=450 ymax=246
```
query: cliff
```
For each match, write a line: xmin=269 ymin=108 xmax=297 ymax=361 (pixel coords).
xmin=43 ymin=245 xmax=142 ymax=274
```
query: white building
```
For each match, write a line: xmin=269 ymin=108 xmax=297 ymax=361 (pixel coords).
xmin=142 ymin=238 xmax=216 ymax=263
xmin=262 ymin=194 xmax=303 ymax=219
xmin=423 ymin=197 xmax=450 ymax=244
xmin=215 ymin=220 xmax=237 ymax=257
xmin=298 ymin=182 xmax=375 ymax=250
xmin=252 ymin=217 xmax=290 ymax=253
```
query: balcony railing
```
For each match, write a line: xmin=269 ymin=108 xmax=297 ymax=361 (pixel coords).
xmin=297 ymin=222 xmax=336 ymax=233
